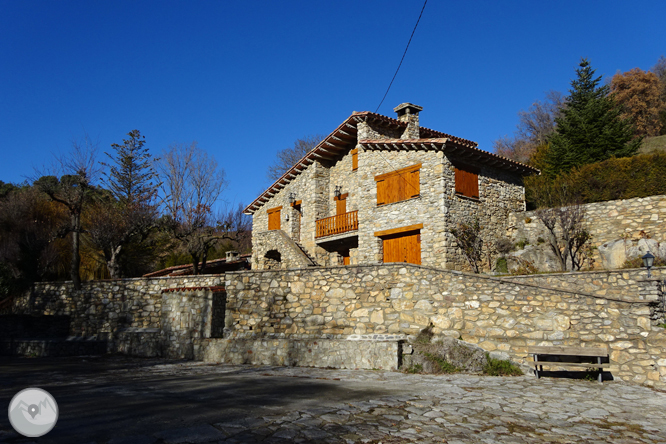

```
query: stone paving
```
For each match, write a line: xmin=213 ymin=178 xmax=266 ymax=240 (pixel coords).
xmin=2 ymin=357 xmax=666 ymax=443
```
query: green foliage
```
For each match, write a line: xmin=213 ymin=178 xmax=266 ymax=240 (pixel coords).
xmin=657 ymin=323 xmax=666 ymax=329
xmin=404 ymin=363 xmax=423 ymax=374
xmin=528 ymin=152 xmax=666 ymax=208
xmin=515 ymin=239 xmax=529 ymax=250
xmin=103 ymin=130 xmax=159 ymax=206
xmin=495 ymin=257 xmax=508 ymax=274
xmin=544 ymin=58 xmax=640 ymax=177
xmin=622 ymin=255 xmax=666 ymax=269
xmin=421 ymin=352 xmax=460 ymax=374
xmin=483 ymin=355 xmax=523 ymax=376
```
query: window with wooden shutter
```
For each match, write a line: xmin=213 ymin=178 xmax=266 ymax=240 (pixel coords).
xmin=454 ymin=164 xmax=479 ymax=199
xmin=267 ymin=206 xmax=282 ymax=230
xmin=374 ymin=163 xmax=421 ymax=205
xmin=351 ymin=148 xmax=358 ymax=171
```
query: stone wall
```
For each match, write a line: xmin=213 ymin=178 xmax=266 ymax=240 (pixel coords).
xmin=224 ymin=264 xmax=666 ymax=388
xmin=9 ymin=275 xmax=225 ymax=357
xmin=507 ymin=195 xmax=666 ymax=270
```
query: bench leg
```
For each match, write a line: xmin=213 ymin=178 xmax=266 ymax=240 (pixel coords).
xmin=534 ymin=354 xmax=540 ymax=379
xmin=597 ymin=357 xmax=602 ymax=383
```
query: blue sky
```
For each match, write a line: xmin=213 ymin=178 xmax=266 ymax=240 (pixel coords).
xmin=1 ymin=1 xmax=664 ymax=209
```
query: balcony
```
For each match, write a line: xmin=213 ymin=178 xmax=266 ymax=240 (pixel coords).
xmin=316 ymin=211 xmax=358 ymax=238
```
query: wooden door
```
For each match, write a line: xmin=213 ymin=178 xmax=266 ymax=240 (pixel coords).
xmin=383 ymin=231 xmax=421 ymax=265
xmin=340 ymin=249 xmax=350 ymax=265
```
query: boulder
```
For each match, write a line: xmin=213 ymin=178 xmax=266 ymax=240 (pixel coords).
xmin=409 ymin=337 xmax=488 ymax=373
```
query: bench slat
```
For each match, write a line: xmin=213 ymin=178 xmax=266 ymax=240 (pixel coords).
xmin=529 ymin=361 xmax=612 ymax=368
xmin=528 ymin=346 xmax=608 ymax=357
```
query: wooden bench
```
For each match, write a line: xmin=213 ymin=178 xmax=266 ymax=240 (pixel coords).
xmin=528 ymin=346 xmax=610 ymax=383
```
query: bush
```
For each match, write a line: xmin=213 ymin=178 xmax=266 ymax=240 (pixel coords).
xmin=495 ymin=237 xmax=514 ymax=255
xmin=526 ymin=152 xmax=666 ymax=209
xmin=421 ymin=352 xmax=459 ymax=374
xmin=483 ymin=355 xmax=523 ymax=376
xmin=622 ymin=256 xmax=666 ymax=269
xmin=495 ymin=257 xmax=508 ymax=274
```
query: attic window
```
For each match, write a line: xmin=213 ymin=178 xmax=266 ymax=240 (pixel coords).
xmin=351 ymin=148 xmax=358 ymax=171
xmin=454 ymin=164 xmax=479 ymax=199
xmin=375 ymin=163 xmax=421 ymax=206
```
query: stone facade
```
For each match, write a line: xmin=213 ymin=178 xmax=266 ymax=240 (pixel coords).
xmin=507 ymin=194 xmax=666 ymax=270
xmin=246 ymin=104 xmax=533 ymax=272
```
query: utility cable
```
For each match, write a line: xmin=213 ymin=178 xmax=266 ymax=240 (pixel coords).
xmin=375 ymin=0 xmax=428 ymax=113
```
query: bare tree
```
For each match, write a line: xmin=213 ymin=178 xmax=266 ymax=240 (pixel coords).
xmin=450 ymin=218 xmax=484 ymax=273
xmin=534 ymin=183 xmax=591 ymax=272
xmin=494 ymin=91 xmax=565 ymax=164
xmin=157 ymin=142 xmax=232 ymax=274
xmin=266 ymin=134 xmax=325 ymax=181
xmin=34 ymin=136 xmax=99 ymax=289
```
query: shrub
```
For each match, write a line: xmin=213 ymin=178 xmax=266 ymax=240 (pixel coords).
xmin=422 ymin=352 xmax=460 ymax=374
xmin=495 ymin=257 xmax=508 ymax=274
xmin=526 ymin=152 xmax=666 ymax=208
xmin=495 ymin=237 xmax=514 ymax=255
xmin=622 ymin=255 xmax=666 ymax=269
xmin=414 ymin=324 xmax=434 ymax=344
xmin=515 ymin=239 xmax=529 ymax=250
xmin=405 ymin=363 xmax=423 ymax=374
xmin=483 ymin=355 xmax=523 ymax=376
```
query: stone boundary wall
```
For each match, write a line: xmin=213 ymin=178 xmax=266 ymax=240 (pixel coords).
xmin=224 ymin=264 xmax=666 ymax=388
xmin=507 ymin=194 xmax=666 ymax=268
xmin=9 ymin=275 xmax=225 ymax=357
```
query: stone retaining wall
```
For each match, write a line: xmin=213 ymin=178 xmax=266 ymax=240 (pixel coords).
xmin=224 ymin=264 xmax=666 ymax=388
xmin=507 ymin=195 xmax=666 ymax=269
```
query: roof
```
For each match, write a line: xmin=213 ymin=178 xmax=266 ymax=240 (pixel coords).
xmin=143 ymin=254 xmax=251 ymax=277
xmin=243 ymin=110 xmax=539 ymax=215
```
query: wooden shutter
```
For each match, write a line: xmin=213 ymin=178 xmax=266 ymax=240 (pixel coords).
xmin=267 ymin=206 xmax=281 ymax=230
xmin=455 ymin=165 xmax=479 ymax=199
xmin=375 ymin=163 xmax=421 ymax=205
xmin=351 ymin=148 xmax=358 ymax=171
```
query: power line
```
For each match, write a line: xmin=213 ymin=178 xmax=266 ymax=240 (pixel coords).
xmin=375 ymin=0 xmax=428 ymax=113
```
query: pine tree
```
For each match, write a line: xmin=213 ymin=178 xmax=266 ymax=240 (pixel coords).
xmin=89 ymin=130 xmax=160 ymax=278
xmin=544 ymin=58 xmax=640 ymax=177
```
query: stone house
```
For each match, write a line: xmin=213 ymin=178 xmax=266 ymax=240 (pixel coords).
xmin=243 ymin=103 xmax=538 ymax=270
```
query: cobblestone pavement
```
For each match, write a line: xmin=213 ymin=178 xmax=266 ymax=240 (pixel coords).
xmin=1 ymin=356 xmax=665 ymax=443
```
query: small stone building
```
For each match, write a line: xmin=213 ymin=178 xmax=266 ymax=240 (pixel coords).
xmin=244 ymin=103 xmax=538 ymax=270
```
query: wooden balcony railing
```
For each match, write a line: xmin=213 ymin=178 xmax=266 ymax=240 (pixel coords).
xmin=316 ymin=210 xmax=358 ymax=238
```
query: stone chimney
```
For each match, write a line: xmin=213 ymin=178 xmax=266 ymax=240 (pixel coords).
xmin=225 ymin=250 xmax=240 ymax=262
xmin=394 ymin=102 xmax=423 ymax=139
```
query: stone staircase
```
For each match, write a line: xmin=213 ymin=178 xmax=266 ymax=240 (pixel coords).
xmin=294 ymin=241 xmax=319 ymax=266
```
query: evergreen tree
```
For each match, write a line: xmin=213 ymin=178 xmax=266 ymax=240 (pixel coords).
xmin=544 ymin=58 xmax=640 ymax=177
xmin=89 ymin=130 xmax=160 ymax=278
